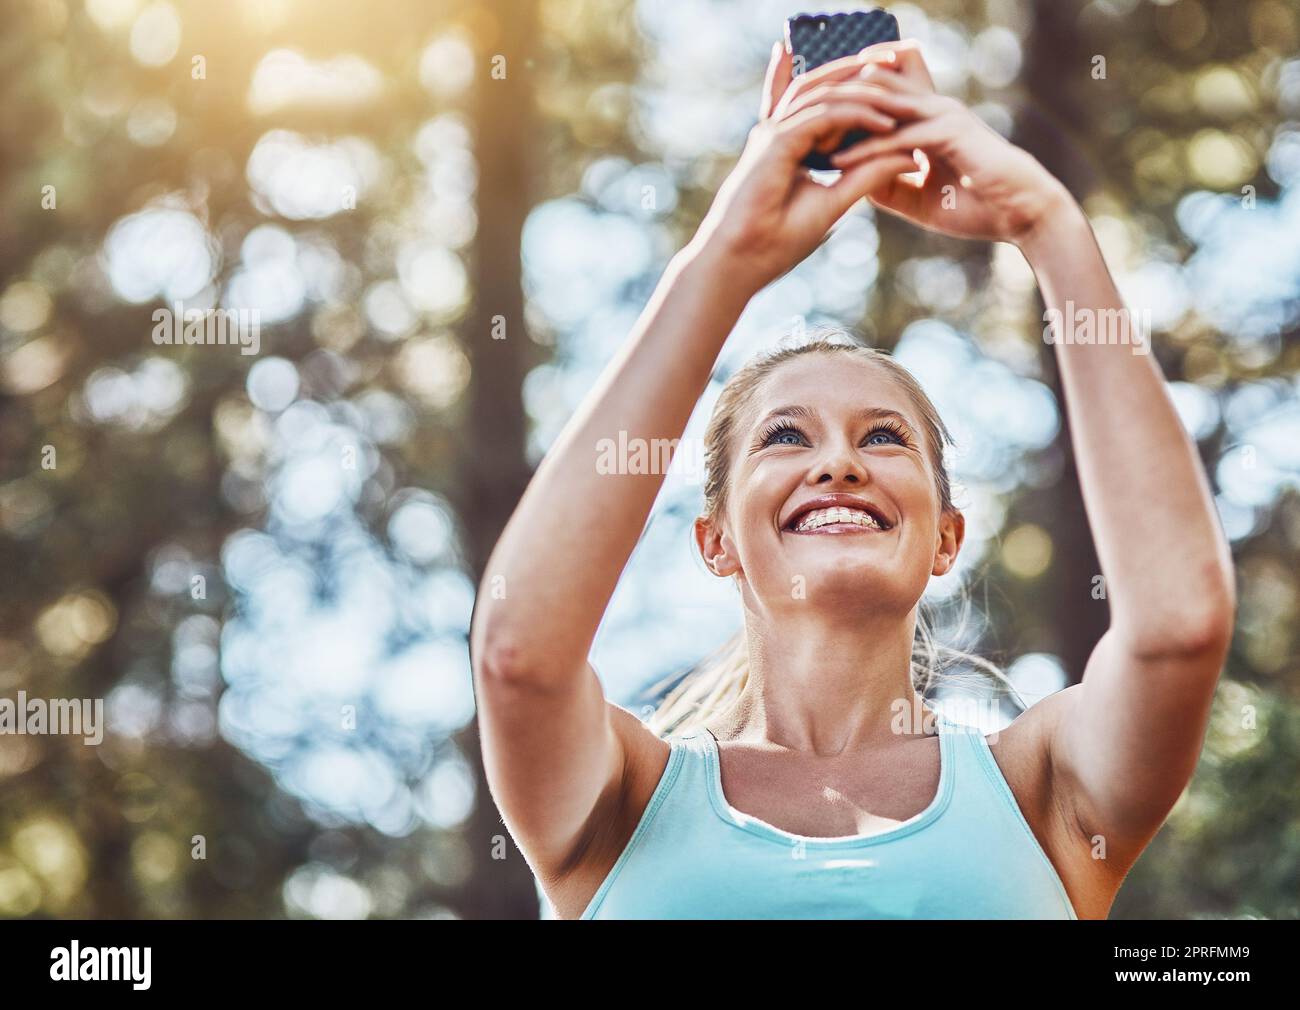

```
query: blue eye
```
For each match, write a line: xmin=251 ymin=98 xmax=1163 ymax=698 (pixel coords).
xmin=759 ymin=423 xmax=807 ymax=447
xmin=863 ymin=423 xmax=909 ymax=447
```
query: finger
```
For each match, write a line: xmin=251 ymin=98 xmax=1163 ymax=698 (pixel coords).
xmin=780 ymin=82 xmax=899 ymax=132
xmin=858 ymin=38 xmax=936 ymax=92
xmin=828 ymin=104 xmax=958 ymax=167
xmin=774 ymin=47 xmax=899 ymax=119
xmin=855 ymin=60 xmax=928 ymax=95
xmin=774 ymin=101 xmax=918 ymax=171
xmin=774 ymin=100 xmax=897 ymax=152
xmin=828 ymin=152 xmax=928 ymax=218
xmin=760 ymin=41 xmax=793 ymax=120
xmin=788 ymin=83 xmax=932 ymax=125
xmin=864 ymin=164 xmax=927 ymax=220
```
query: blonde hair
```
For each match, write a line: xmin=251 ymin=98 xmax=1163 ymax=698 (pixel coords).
xmin=644 ymin=329 xmax=1025 ymax=737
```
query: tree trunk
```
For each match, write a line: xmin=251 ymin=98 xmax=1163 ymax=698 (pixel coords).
xmin=451 ymin=0 xmax=546 ymax=920
xmin=1015 ymin=0 xmax=1109 ymax=683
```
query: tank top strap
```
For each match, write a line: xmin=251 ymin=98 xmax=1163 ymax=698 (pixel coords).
xmin=641 ymin=728 xmax=714 ymax=816
xmin=932 ymin=711 xmax=1021 ymax=798
xmin=931 ymin=709 xmax=1021 ymax=809
xmin=668 ymin=729 xmax=717 ymax=794
xmin=930 ymin=710 xmax=988 ymax=769
xmin=929 ymin=711 xmax=1080 ymax=918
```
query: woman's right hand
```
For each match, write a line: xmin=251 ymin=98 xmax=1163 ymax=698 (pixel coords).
xmin=692 ymin=41 xmax=924 ymax=293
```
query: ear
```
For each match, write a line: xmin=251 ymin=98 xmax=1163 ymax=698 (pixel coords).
xmin=694 ymin=515 xmax=741 ymax=578
xmin=932 ymin=508 xmax=965 ymax=577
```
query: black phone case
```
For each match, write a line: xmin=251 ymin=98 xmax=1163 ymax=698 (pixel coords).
xmin=786 ymin=9 xmax=901 ymax=170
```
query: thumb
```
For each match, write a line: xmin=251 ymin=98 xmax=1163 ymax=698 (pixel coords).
xmin=828 ymin=152 xmax=923 ymax=217
xmin=760 ymin=41 xmax=794 ymax=120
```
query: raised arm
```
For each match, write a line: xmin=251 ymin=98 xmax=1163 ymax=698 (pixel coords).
xmin=828 ymin=39 xmax=1236 ymax=865
xmin=1020 ymin=203 xmax=1235 ymax=857
xmin=469 ymin=42 xmax=923 ymax=880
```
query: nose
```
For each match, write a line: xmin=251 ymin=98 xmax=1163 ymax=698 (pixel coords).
xmin=809 ymin=437 xmax=870 ymax=486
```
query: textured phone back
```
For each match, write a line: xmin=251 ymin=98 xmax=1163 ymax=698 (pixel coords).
xmin=786 ymin=9 xmax=901 ymax=71
xmin=786 ymin=10 xmax=901 ymax=169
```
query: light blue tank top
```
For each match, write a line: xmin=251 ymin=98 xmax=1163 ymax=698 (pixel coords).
xmin=539 ymin=714 xmax=1078 ymax=919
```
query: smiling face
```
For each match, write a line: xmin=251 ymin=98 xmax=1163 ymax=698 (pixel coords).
xmin=695 ymin=351 xmax=964 ymax=621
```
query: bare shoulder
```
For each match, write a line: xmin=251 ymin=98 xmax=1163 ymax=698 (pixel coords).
xmin=988 ymin=684 xmax=1081 ymax=757
xmin=538 ymin=701 xmax=672 ymax=919
xmin=983 ymin=686 xmax=1132 ymax=918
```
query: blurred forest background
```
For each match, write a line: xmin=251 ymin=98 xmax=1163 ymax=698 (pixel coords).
xmin=0 ymin=0 xmax=1297 ymax=920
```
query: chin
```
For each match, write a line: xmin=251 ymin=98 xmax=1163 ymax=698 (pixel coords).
xmin=798 ymin=561 xmax=918 ymax=612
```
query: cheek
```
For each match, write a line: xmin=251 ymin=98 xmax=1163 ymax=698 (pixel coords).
xmin=888 ymin=459 xmax=941 ymax=512
xmin=728 ymin=503 xmax=795 ymax=586
xmin=879 ymin=463 xmax=944 ymax=555
xmin=732 ymin=505 xmax=778 ymax=567
xmin=731 ymin=463 xmax=793 ymax=537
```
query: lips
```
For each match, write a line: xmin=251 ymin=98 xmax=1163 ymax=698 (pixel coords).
xmin=782 ymin=493 xmax=895 ymax=534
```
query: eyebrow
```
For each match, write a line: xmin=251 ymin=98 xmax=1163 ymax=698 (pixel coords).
xmin=753 ymin=404 xmax=914 ymax=432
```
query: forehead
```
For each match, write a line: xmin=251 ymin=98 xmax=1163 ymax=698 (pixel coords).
xmin=743 ymin=353 xmax=920 ymax=429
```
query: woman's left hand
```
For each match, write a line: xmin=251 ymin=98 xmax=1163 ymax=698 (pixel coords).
xmin=827 ymin=40 xmax=1075 ymax=245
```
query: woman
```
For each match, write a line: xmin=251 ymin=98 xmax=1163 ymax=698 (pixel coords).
xmin=469 ymin=39 xmax=1236 ymax=919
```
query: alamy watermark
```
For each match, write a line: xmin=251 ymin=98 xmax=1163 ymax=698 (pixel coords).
xmin=891 ymin=694 xmax=1005 ymax=743
xmin=0 ymin=691 xmax=104 ymax=745
xmin=151 ymin=300 xmax=260 ymax=356
xmin=595 ymin=431 xmax=705 ymax=484
xmin=50 ymin=942 xmax=150 ymax=990
xmin=1043 ymin=301 xmax=1150 ymax=356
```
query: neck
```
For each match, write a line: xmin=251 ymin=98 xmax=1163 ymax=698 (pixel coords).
xmin=709 ymin=605 xmax=930 ymax=755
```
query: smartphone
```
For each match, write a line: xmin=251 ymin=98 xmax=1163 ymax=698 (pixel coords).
xmin=785 ymin=9 xmax=901 ymax=170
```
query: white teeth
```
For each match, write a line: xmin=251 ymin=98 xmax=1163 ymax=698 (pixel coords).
xmin=793 ymin=506 xmax=883 ymax=532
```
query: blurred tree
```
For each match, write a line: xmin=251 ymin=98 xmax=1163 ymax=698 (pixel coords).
xmin=451 ymin=0 xmax=544 ymax=920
